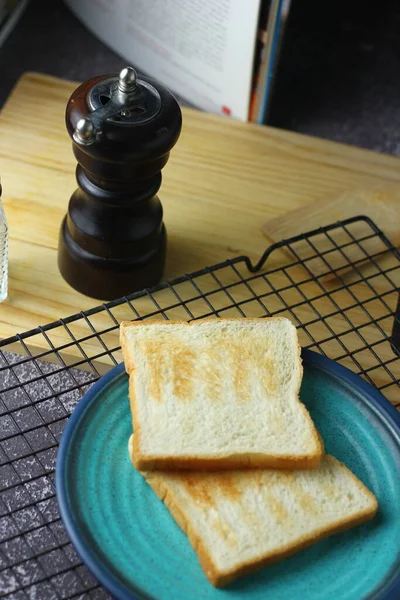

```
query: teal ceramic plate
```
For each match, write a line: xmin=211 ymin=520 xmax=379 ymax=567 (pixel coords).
xmin=56 ymin=350 xmax=400 ymax=600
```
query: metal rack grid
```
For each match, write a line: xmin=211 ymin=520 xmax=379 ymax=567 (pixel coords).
xmin=0 ymin=215 xmax=399 ymax=599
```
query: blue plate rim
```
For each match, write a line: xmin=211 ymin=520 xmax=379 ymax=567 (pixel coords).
xmin=55 ymin=349 xmax=400 ymax=600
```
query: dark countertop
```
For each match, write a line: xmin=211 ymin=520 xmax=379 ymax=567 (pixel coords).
xmin=1 ymin=0 xmax=400 ymax=155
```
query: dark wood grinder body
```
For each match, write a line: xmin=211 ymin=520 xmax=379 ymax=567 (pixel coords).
xmin=58 ymin=67 xmax=182 ymax=300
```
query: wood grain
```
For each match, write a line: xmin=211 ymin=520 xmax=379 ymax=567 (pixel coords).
xmin=262 ymin=185 xmax=400 ymax=280
xmin=0 ymin=72 xmax=399 ymax=404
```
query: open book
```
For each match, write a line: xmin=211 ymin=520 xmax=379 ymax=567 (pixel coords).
xmin=64 ymin=0 xmax=291 ymax=123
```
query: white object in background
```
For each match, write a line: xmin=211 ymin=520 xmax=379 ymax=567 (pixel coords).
xmin=64 ymin=0 xmax=260 ymax=121
xmin=0 ymin=184 xmax=8 ymax=302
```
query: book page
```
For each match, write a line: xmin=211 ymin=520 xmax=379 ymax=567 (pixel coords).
xmin=65 ymin=0 xmax=261 ymax=120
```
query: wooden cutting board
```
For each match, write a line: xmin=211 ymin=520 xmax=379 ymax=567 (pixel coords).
xmin=1 ymin=72 xmax=400 ymax=352
xmin=262 ymin=185 xmax=400 ymax=280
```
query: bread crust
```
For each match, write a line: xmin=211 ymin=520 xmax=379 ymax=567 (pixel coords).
xmin=134 ymin=452 xmax=322 ymax=471
xmin=120 ymin=317 xmax=324 ymax=471
xmin=135 ymin=452 xmax=378 ymax=588
xmin=128 ymin=374 xmax=142 ymax=465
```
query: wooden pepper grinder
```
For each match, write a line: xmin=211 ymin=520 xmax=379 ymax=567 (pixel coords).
xmin=58 ymin=67 xmax=182 ymax=300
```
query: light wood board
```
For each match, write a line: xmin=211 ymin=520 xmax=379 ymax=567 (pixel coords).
xmin=0 ymin=72 xmax=399 ymax=402
xmin=262 ymin=185 xmax=400 ymax=280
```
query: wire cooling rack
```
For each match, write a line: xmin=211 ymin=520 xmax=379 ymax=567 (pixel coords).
xmin=0 ymin=215 xmax=399 ymax=599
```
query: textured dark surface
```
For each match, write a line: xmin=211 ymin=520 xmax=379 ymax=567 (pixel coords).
xmin=0 ymin=352 xmax=110 ymax=599
xmin=0 ymin=0 xmax=400 ymax=155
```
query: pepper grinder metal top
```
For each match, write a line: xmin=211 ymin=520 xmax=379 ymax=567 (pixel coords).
xmin=58 ymin=66 xmax=182 ymax=300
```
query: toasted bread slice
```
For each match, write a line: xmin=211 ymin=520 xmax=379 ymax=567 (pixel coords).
xmin=120 ymin=318 xmax=323 ymax=471
xmin=129 ymin=436 xmax=377 ymax=587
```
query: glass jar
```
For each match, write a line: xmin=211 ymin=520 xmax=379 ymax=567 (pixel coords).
xmin=0 ymin=182 xmax=8 ymax=302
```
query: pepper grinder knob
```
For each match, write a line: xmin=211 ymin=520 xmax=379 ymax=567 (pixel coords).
xmin=57 ymin=67 xmax=182 ymax=300
xmin=118 ymin=66 xmax=137 ymax=92
xmin=74 ymin=117 xmax=95 ymax=144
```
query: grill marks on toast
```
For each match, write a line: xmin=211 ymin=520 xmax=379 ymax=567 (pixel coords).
xmin=141 ymin=340 xmax=164 ymax=404
xmin=137 ymin=453 xmax=377 ymax=587
xmin=229 ymin=343 xmax=252 ymax=402
xmin=172 ymin=346 xmax=196 ymax=402
xmin=252 ymin=473 xmax=291 ymax=526
xmin=203 ymin=345 xmax=223 ymax=403
xmin=288 ymin=477 xmax=318 ymax=515
xmin=121 ymin=318 xmax=324 ymax=470
xmin=181 ymin=473 xmax=242 ymax=506
xmin=138 ymin=336 xmax=279 ymax=405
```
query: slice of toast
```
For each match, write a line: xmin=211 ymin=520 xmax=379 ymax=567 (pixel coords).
xmin=120 ymin=318 xmax=323 ymax=471
xmin=129 ymin=436 xmax=377 ymax=588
